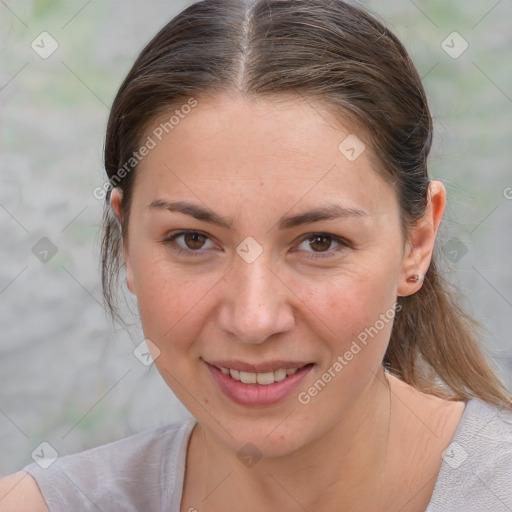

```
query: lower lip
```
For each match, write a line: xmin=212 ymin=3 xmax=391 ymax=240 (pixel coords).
xmin=206 ymin=362 xmax=314 ymax=407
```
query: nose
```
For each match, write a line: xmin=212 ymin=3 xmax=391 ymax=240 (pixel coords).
xmin=217 ymin=257 xmax=296 ymax=344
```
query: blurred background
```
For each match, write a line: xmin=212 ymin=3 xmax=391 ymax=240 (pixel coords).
xmin=1 ymin=0 xmax=511 ymax=475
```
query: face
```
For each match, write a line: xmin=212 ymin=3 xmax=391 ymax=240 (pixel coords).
xmin=116 ymin=93 xmax=416 ymax=457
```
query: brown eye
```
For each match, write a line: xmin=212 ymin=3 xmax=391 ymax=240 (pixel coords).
xmin=295 ymin=232 xmax=349 ymax=260
xmin=183 ymin=232 xmax=207 ymax=250
xmin=308 ymin=235 xmax=333 ymax=252
xmin=162 ymin=231 xmax=216 ymax=256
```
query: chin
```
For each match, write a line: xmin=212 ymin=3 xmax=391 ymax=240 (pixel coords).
xmin=218 ymin=413 xmax=320 ymax=461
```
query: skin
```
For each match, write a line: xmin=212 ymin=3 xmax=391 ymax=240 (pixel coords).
xmin=116 ymin=93 xmax=463 ymax=511
xmin=0 ymin=92 xmax=465 ymax=511
xmin=0 ymin=472 xmax=47 ymax=511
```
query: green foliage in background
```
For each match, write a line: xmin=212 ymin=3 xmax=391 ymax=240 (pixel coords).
xmin=33 ymin=0 xmax=65 ymax=18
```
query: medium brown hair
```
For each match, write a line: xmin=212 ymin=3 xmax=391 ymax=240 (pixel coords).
xmin=102 ymin=0 xmax=511 ymax=408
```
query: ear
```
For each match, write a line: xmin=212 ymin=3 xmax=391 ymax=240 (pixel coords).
xmin=397 ymin=180 xmax=446 ymax=297
xmin=110 ymin=188 xmax=136 ymax=295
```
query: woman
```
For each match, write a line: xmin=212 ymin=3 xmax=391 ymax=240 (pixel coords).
xmin=1 ymin=0 xmax=511 ymax=510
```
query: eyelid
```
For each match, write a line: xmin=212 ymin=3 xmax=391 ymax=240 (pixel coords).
xmin=161 ymin=230 xmax=351 ymax=259
xmin=297 ymin=232 xmax=351 ymax=245
xmin=161 ymin=230 xmax=219 ymax=257
xmin=293 ymin=232 xmax=351 ymax=259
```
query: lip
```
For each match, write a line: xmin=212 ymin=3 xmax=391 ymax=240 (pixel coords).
xmin=205 ymin=360 xmax=314 ymax=407
xmin=206 ymin=359 xmax=312 ymax=373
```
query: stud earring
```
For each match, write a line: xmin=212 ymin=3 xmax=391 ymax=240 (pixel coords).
xmin=406 ymin=274 xmax=424 ymax=283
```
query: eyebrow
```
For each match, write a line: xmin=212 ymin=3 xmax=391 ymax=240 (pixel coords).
xmin=147 ymin=199 xmax=368 ymax=230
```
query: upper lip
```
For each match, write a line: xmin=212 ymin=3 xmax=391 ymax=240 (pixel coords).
xmin=205 ymin=359 xmax=313 ymax=373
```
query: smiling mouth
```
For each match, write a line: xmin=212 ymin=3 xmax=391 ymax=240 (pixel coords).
xmin=206 ymin=361 xmax=315 ymax=406
xmin=213 ymin=363 xmax=313 ymax=386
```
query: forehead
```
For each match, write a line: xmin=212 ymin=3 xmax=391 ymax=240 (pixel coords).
xmin=135 ymin=93 xmax=396 ymax=216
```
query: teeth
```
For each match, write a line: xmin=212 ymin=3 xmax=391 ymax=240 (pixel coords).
xmin=273 ymin=368 xmax=287 ymax=382
xmin=239 ymin=371 xmax=257 ymax=384
xmin=256 ymin=372 xmax=274 ymax=385
xmin=220 ymin=366 xmax=305 ymax=385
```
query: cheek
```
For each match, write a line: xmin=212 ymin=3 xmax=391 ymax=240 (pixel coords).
xmin=294 ymin=275 xmax=397 ymax=421
xmin=295 ymin=260 xmax=399 ymax=343
xmin=131 ymin=255 xmax=219 ymax=348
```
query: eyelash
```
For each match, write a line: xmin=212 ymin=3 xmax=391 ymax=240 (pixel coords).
xmin=161 ymin=231 xmax=351 ymax=260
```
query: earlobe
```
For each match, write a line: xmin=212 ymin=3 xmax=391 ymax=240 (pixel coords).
xmin=109 ymin=188 xmax=136 ymax=295
xmin=397 ymin=180 xmax=446 ymax=297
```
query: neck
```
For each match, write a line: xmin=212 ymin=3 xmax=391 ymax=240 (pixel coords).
xmin=194 ymin=368 xmax=395 ymax=510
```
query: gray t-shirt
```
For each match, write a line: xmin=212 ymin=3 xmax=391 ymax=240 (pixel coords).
xmin=23 ymin=398 xmax=512 ymax=511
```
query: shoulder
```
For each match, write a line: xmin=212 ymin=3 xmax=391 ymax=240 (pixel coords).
xmin=16 ymin=419 xmax=196 ymax=511
xmin=427 ymin=399 xmax=512 ymax=511
xmin=450 ymin=398 xmax=512 ymax=462
xmin=0 ymin=471 xmax=48 ymax=512
xmin=57 ymin=417 xmax=196 ymax=465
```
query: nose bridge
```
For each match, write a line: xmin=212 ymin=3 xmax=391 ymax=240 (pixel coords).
xmin=218 ymin=254 xmax=295 ymax=343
